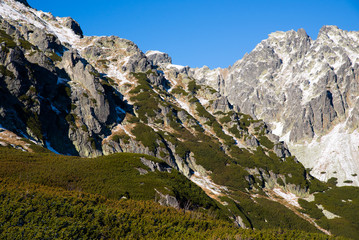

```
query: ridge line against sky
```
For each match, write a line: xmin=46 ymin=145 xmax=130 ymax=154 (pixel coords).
xmin=29 ymin=0 xmax=359 ymax=69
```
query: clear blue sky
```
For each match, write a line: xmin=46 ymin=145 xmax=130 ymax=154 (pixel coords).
xmin=29 ymin=0 xmax=359 ymax=69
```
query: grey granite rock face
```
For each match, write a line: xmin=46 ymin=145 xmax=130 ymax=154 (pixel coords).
xmin=123 ymin=52 xmax=152 ymax=73
xmin=145 ymin=50 xmax=172 ymax=66
xmin=26 ymin=27 xmax=64 ymax=53
xmin=0 ymin=18 xmax=126 ymax=157
xmin=210 ymin=96 xmax=233 ymax=113
xmin=140 ymin=157 xmax=172 ymax=173
xmin=200 ymin=26 xmax=358 ymax=144
xmin=192 ymin=26 xmax=359 ymax=186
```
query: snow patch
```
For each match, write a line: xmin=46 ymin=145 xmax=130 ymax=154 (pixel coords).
xmin=106 ymin=63 xmax=131 ymax=85
xmin=118 ymin=124 xmax=135 ymax=138
xmin=317 ymin=204 xmax=340 ymax=219
xmin=280 ymin=130 xmax=291 ymax=143
xmin=176 ymin=99 xmax=191 ymax=115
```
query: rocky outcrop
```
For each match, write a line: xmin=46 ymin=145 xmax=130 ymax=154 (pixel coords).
xmin=155 ymin=189 xmax=180 ymax=209
xmin=141 ymin=157 xmax=172 ymax=173
xmin=62 ymin=17 xmax=83 ymax=38
xmin=123 ymin=52 xmax=152 ymax=73
xmin=210 ymin=95 xmax=233 ymax=113
xmin=0 ymin=16 xmax=131 ymax=157
xmin=27 ymin=28 xmax=64 ymax=53
xmin=145 ymin=50 xmax=172 ymax=66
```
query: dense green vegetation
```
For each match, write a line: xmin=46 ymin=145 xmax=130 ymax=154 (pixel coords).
xmin=131 ymin=122 xmax=165 ymax=153
xmin=0 ymin=146 xmax=347 ymax=239
xmin=0 ymin=178 xmax=342 ymax=240
xmin=299 ymin=199 xmax=325 ymax=220
xmin=85 ymin=71 xmax=358 ymax=239
xmin=258 ymin=135 xmax=274 ymax=149
xmin=187 ymin=79 xmax=201 ymax=93
xmin=297 ymin=186 xmax=359 ymax=240
xmin=18 ymin=38 xmax=34 ymax=50
xmin=230 ymin=194 xmax=318 ymax=232
xmin=313 ymin=187 xmax=359 ymax=239
xmin=0 ymin=147 xmax=219 ymax=213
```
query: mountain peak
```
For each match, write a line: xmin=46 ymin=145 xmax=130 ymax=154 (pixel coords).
xmin=317 ymin=25 xmax=341 ymax=38
xmin=268 ymin=28 xmax=309 ymax=41
xmin=297 ymin=28 xmax=308 ymax=38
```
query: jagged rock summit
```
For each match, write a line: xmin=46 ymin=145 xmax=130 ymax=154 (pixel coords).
xmin=191 ymin=26 xmax=359 ymax=186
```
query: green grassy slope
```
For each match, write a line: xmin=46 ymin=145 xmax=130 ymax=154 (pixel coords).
xmin=300 ymin=187 xmax=359 ymax=239
xmin=0 ymin=146 xmax=219 ymax=213
xmin=0 ymin=146 xmax=352 ymax=239
xmin=0 ymin=178 xmax=343 ymax=239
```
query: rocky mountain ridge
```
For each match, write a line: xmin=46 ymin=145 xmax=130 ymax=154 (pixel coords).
xmin=190 ymin=26 xmax=359 ymax=186
xmin=0 ymin=0 xmax=293 ymax=180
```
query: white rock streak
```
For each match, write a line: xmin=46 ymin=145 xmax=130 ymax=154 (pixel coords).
xmin=272 ymin=188 xmax=300 ymax=208
xmin=107 ymin=63 xmax=130 ymax=85
xmin=190 ymin=172 xmax=227 ymax=196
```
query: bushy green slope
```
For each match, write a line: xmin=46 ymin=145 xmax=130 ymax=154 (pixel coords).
xmin=0 ymin=146 xmax=219 ymax=214
xmin=300 ymin=187 xmax=359 ymax=239
xmin=0 ymin=178 xmax=344 ymax=240
xmin=0 ymin=146 xmax=352 ymax=239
